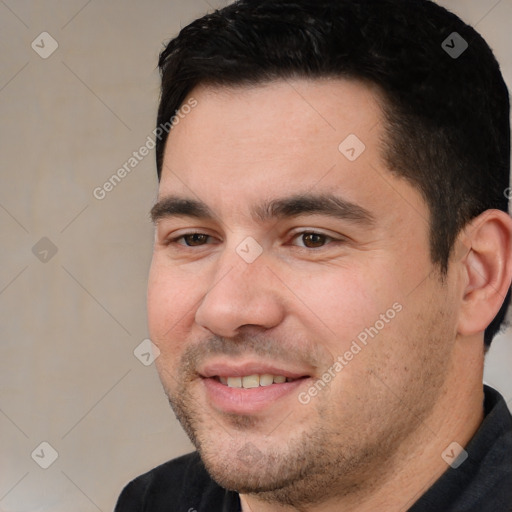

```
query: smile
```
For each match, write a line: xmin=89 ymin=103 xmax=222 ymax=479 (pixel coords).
xmin=217 ymin=374 xmax=300 ymax=388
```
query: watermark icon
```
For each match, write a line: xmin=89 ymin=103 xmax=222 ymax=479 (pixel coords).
xmin=31 ymin=441 xmax=59 ymax=469
xmin=298 ymin=302 xmax=403 ymax=404
xmin=338 ymin=133 xmax=366 ymax=161
xmin=93 ymin=97 xmax=198 ymax=200
xmin=441 ymin=32 xmax=468 ymax=59
xmin=134 ymin=338 xmax=161 ymax=366
xmin=32 ymin=237 xmax=58 ymax=263
xmin=237 ymin=442 xmax=263 ymax=466
xmin=31 ymin=32 xmax=59 ymax=59
xmin=441 ymin=441 xmax=468 ymax=469
xmin=236 ymin=236 xmax=263 ymax=263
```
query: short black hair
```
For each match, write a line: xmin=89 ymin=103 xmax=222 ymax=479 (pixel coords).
xmin=156 ymin=0 xmax=510 ymax=346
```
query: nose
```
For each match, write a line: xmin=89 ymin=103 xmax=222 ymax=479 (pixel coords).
xmin=194 ymin=248 xmax=286 ymax=338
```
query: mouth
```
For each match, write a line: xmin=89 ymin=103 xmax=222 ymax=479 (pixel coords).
xmin=216 ymin=374 xmax=302 ymax=388
xmin=198 ymin=362 xmax=312 ymax=415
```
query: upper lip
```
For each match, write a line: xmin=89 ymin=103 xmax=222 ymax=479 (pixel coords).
xmin=199 ymin=360 xmax=311 ymax=379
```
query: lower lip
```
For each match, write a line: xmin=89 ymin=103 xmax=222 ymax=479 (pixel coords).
xmin=202 ymin=377 xmax=309 ymax=415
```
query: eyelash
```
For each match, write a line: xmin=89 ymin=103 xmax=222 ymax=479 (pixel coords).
xmin=166 ymin=231 xmax=339 ymax=249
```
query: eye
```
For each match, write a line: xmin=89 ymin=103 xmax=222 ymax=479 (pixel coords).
xmin=175 ymin=233 xmax=212 ymax=246
xmin=293 ymin=232 xmax=333 ymax=248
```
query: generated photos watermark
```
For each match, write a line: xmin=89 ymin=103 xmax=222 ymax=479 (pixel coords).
xmin=93 ymin=97 xmax=198 ymax=200
xmin=298 ymin=302 xmax=403 ymax=404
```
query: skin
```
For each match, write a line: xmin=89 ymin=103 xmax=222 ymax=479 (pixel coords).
xmin=147 ymin=78 xmax=512 ymax=511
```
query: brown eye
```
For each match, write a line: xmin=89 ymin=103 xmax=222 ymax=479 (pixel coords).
xmin=301 ymin=232 xmax=328 ymax=248
xmin=182 ymin=233 xmax=209 ymax=246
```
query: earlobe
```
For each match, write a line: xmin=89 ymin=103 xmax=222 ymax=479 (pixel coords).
xmin=457 ymin=209 xmax=512 ymax=337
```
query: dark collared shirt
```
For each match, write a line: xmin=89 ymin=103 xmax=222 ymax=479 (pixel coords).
xmin=115 ymin=385 xmax=512 ymax=511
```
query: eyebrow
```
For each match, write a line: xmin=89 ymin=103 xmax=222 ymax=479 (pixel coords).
xmin=151 ymin=197 xmax=214 ymax=223
xmin=150 ymin=193 xmax=375 ymax=226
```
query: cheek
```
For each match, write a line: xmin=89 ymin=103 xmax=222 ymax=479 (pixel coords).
xmin=280 ymin=262 xmax=399 ymax=341
xmin=147 ymin=259 xmax=204 ymax=350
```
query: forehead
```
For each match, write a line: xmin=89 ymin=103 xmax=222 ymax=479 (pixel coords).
xmin=166 ymin=78 xmax=384 ymax=147
xmin=158 ymin=78 xmax=427 ymax=232
xmin=161 ymin=79 xmax=382 ymax=182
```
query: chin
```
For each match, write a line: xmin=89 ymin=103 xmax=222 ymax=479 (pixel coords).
xmin=200 ymin=451 xmax=295 ymax=494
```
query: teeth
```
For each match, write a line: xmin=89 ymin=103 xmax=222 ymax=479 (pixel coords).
xmin=221 ymin=374 xmax=293 ymax=388
xmin=227 ymin=376 xmax=242 ymax=388
xmin=259 ymin=374 xmax=274 ymax=386
xmin=242 ymin=375 xmax=260 ymax=388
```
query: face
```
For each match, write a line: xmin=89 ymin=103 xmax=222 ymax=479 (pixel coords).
xmin=148 ymin=79 xmax=460 ymax=505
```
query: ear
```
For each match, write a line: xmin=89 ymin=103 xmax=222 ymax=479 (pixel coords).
xmin=457 ymin=209 xmax=512 ymax=337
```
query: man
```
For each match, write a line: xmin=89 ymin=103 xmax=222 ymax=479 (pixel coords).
xmin=115 ymin=0 xmax=512 ymax=510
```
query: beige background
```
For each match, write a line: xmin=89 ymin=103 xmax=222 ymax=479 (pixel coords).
xmin=0 ymin=1 xmax=511 ymax=510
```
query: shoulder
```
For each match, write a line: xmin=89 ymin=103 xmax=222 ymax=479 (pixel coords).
xmin=410 ymin=386 xmax=512 ymax=512
xmin=114 ymin=451 xmax=231 ymax=511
